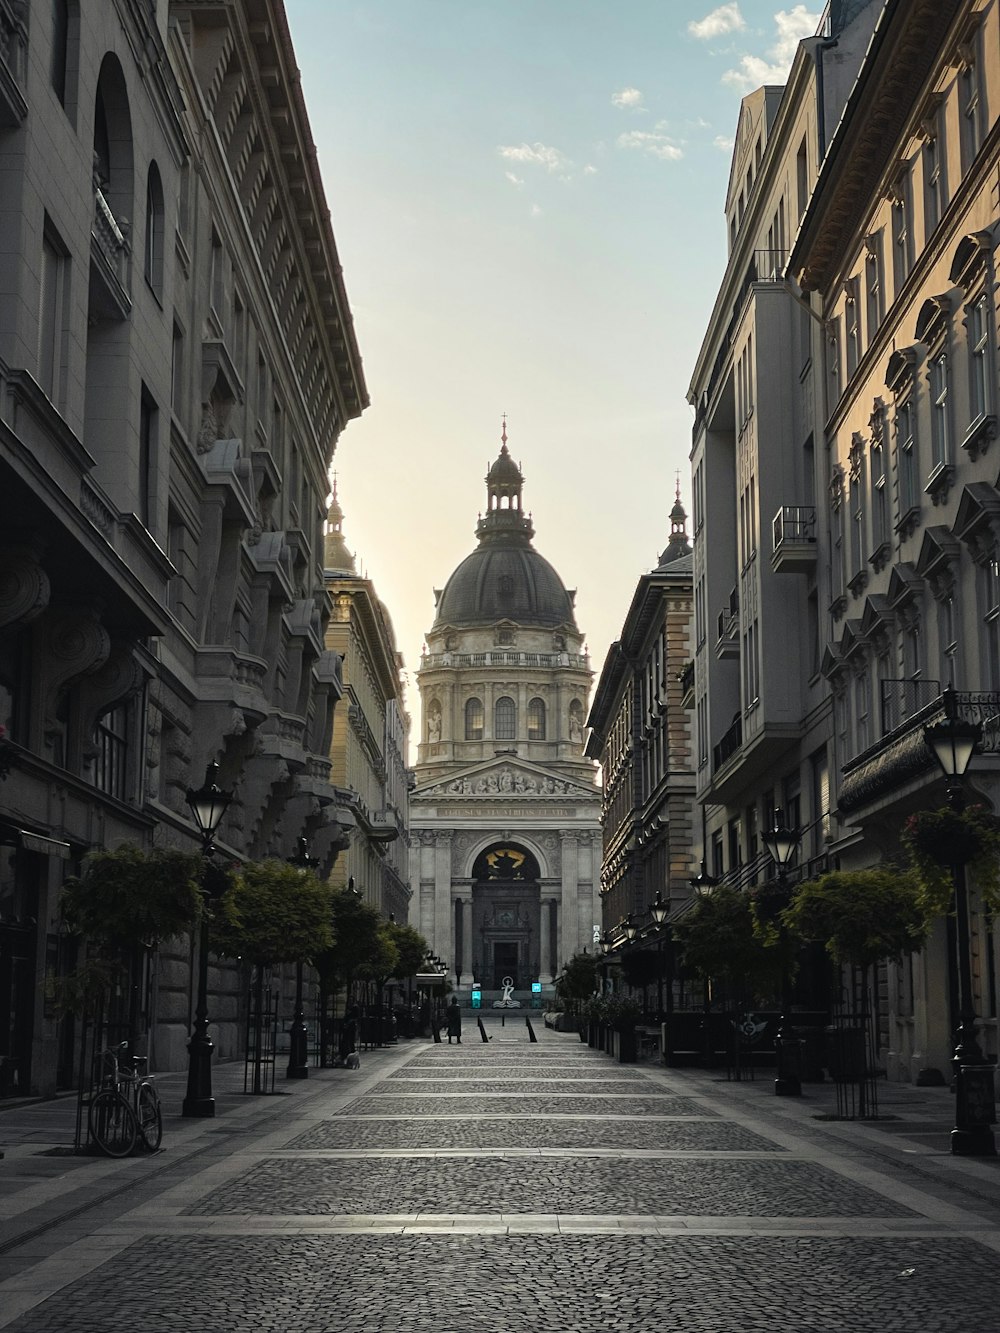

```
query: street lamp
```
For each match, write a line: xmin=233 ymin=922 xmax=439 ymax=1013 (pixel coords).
xmin=182 ymin=761 xmax=233 ymax=1118
xmin=648 ymin=891 xmax=671 ymax=1029
xmin=689 ymin=863 xmax=719 ymax=1068
xmin=763 ymin=812 xmax=801 ymax=1098
xmin=924 ymin=695 xmax=996 ymax=1156
xmin=286 ymin=836 xmax=320 ymax=1080
xmin=624 ymin=914 xmax=639 ymax=942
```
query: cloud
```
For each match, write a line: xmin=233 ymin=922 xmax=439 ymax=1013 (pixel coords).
xmin=688 ymin=3 xmax=746 ymax=39
xmin=497 ymin=142 xmax=570 ymax=174
xmin=583 ymin=164 xmax=598 ymax=176
xmin=530 ymin=203 xmax=543 ymax=217
xmin=617 ymin=130 xmax=684 ymax=161
xmin=722 ymin=5 xmax=820 ymax=89
xmin=714 ymin=134 xmax=735 ymax=152
xmin=612 ymin=87 xmax=643 ymax=109
xmin=505 ymin=171 xmax=524 ymax=187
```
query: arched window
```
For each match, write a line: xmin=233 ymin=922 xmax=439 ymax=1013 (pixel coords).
xmin=465 ymin=697 xmax=484 ymax=741
xmin=527 ymin=697 xmax=546 ymax=740
xmin=144 ymin=161 xmax=165 ymax=297
xmin=495 ymin=695 xmax=516 ymax=740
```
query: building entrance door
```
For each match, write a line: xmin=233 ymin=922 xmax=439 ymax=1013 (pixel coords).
xmin=493 ymin=942 xmax=519 ymax=990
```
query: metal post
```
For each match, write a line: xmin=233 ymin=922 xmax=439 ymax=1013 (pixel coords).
xmin=286 ymin=959 xmax=309 ymax=1079
xmin=182 ymin=912 xmax=214 ymax=1117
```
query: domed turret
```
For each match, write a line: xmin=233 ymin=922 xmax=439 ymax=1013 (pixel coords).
xmin=432 ymin=421 xmax=577 ymax=630
xmin=324 ymin=479 xmax=356 ymax=573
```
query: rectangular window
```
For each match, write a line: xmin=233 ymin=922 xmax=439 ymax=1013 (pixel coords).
xmin=871 ymin=438 xmax=887 ymax=553
xmin=984 ymin=553 xmax=1000 ymax=685
xmin=891 ymin=175 xmax=913 ymax=292
xmin=826 ymin=318 xmax=841 ymax=408
xmin=865 ymin=235 xmax=884 ymax=336
xmin=929 ymin=350 xmax=950 ymax=469
xmin=139 ymin=388 xmax=156 ymax=528
xmin=969 ymin=292 xmax=990 ymax=423
xmin=939 ymin=595 xmax=958 ymax=684
xmin=960 ymin=56 xmax=984 ymax=170
xmin=924 ymin=132 xmax=944 ymax=235
xmin=171 ymin=320 xmax=184 ymax=416
xmin=94 ymin=703 xmax=128 ymax=801
xmin=796 ymin=137 xmax=808 ymax=221
xmin=855 ymin=672 xmax=871 ymax=753
xmin=210 ymin=228 xmax=224 ymax=325
xmin=850 ymin=469 xmax=864 ymax=581
xmin=896 ymin=400 xmax=916 ymax=520
xmin=38 ymin=226 xmax=69 ymax=406
xmin=845 ymin=280 xmax=861 ymax=378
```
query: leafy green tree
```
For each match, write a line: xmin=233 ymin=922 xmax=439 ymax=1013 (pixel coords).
xmin=387 ymin=921 xmax=430 ymax=980
xmin=675 ymin=884 xmax=784 ymax=1001
xmin=358 ymin=921 xmax=401 ymax=985
xmin=555 ymin=950 xmax=598 ymax=1004
xmin=785 ymin=868 xmax=927 ymax=972
xmin=212 ymin=860 xmax=333 ymax=964
xmin=314 ymin=889 xmax=383 ymax=989
xmin=61 ymin=844 xmax=204 ymax=950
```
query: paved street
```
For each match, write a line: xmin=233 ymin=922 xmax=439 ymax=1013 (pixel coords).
xmin=1 ymin=1023 xmax=999 ymax=1332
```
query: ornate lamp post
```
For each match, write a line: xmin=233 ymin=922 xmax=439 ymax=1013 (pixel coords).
xmin=690 ymin=864 xmax=720 ymax=1067
xmin=182 ymin=761 xmax=233 ymax=1118
xmin=286 ymin=836 xmax=320 ymax=1080
xmin=762 ymin=813 xmax=801 ymax=1097
xmin=923 ymin=695 xmax=997 ymax=1156
xmin=649 ymin=891 xmax=670 ymax=1024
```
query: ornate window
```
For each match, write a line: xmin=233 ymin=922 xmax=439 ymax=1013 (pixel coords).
xmin=919 ymin=94 xmax=948 ymax=234
xmin=464 ymin=696 xmax=483 ymax=741
xmin=848 ymin=435 xmax=866 ymax=595
xmin=886 ymin=347 xmax=919 ymax=537
xmin=844 ymin=278 xmax=861 ymax=378
xmin=869 ymin=402 xmax=890 ymax=571
xmin=983 ymin=552 xmax=1000 ymax=686
xmin=94 ymin=703 xmax=128 ymax=801
xmin=865 ymin=234 xmax=884 ymax=339
xmin=969 ymin=291 xmax=991 ymax=424
xmin=889 ymin=168 xmax=914 ymax=293
xmin=494 ymin=695 xmax=516 ymax=740
xmin=527 ymin=697 xmax=545 ymax=740
xmin=144 ymin=162 xmax=164 ymax=297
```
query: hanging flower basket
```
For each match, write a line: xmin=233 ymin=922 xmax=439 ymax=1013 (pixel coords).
xmin=902 ymin=805 xmax=1000 ymax=917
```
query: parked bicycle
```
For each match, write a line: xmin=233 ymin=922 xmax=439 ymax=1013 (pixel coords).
xmin=88 ymin=1041 xmax=163 ymax=1157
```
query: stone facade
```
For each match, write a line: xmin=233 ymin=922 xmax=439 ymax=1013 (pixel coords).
xmin=322 ymin=489 xmax=411 ymax=923
xmin=0 ymin=1 xmax=365 ymax=1093
xmin=410 ymin=430 xmax=601 ymax=996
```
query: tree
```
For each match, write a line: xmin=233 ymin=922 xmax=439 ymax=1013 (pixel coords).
xmin=314 ymin=889 xmax=383 ymax=990
xmin=58 ymin=845 xmax=205 ymax=1034
xmin=674 ymin=885 xmax=784 ymax=1002
xmin=555 ymin=951 xmax=598 ymax=1006
xmin=785 ymin=868 xmax=927 ymax=973
xmin=387 ymin=921 xmax=429 ymax=982
xmin=211 ymin=860 xmax=333 ymax=965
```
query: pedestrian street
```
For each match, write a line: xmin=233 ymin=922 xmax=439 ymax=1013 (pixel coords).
xmin=1 ymin=1024 xmax=999 ymax=1333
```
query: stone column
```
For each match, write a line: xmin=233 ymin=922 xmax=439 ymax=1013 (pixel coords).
xmin=462 ymin=897 xmax=474 ymax=984
xmin=560 ymin=833 xmax=579 ymax=960
xmin=434 ymin=832 xmax=453 ymax=963
xmin=540 ymin=896 xmax=551 ymax=983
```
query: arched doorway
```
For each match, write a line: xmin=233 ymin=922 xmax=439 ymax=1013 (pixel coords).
xmin=470 ymin=843 xmax=541 ymax=991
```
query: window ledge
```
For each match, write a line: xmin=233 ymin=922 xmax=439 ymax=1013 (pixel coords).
xmin=894 ymin=505 xmax=920 ymax=540
xmin=924 ymin=461 xmax=955 ymax=506
xmin=961 ymin=412 xmax=997 ymax=460
xmin=867 ymin=540 xmax=892 ymax=574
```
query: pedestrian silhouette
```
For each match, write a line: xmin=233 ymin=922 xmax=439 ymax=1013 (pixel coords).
xmin=446 ymin=997 xmax=462 ymax=1044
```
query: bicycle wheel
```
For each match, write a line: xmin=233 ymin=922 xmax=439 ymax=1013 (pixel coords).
xmin=88 ymin=1090 xmax=138 ymax=1158
xmin=136 ymin=1083 xmax=163 ymax=1151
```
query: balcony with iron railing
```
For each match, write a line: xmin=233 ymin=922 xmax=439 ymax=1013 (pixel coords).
xmin=772 ymin=505 xmax=817 ymax=574
xmin=679 ymin=660 xmax=695 ymax=709
xmin=716 ymin=587 xmax=739 ymax=660
xmin=0 ymin=0 xmax=27 ymax=126
xmin=90 ymin=175 xmax=131 ymax=320
xmin=839 ymin=681 xmax=1000 ymax=815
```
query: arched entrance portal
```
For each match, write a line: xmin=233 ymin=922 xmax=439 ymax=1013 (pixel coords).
xmin=470 ymin=844 xmax=541 ymax=991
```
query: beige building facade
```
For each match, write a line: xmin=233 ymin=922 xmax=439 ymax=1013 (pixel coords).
xmin=410 ymin=429 xmax=601 ymax=997
xmin=323 ymin=489 xmax=411 ymax=923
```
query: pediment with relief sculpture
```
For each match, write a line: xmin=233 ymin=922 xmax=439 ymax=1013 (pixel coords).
xmin=412 ymin=755 xmax=598 ymax=802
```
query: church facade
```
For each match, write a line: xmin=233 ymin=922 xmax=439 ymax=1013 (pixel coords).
xmin=410 ymin=429 xmax=602 ymax=999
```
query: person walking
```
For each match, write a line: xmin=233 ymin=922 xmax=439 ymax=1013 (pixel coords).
xmin=446 ymin=996 xmax=462 ymax=1044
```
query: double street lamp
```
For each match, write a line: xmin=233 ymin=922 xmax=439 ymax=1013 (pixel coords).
xmin=183 ymin=761 xmax=233 ymax=1118
xmin=923 ymin=693 xmax=997 ymax=1156
xmin=762 ymin=813 xmax=801 ymax=1098
xmin=286 ymin=836 xmax=320 ymax=1080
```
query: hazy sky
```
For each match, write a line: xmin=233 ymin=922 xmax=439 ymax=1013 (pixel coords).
xmin=285 ymin=1 xmax=821 ymax=717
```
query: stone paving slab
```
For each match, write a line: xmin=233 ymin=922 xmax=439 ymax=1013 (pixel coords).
xmin=388 ymin=1068 xmax=648 ymax=1080
xmin=5 ymin=1233 xmax=999 ymax=1333
xmin=343 ymin=1094 xmax=713 ymax=1117
xmin=369 ymin=1078 xmax=649 ymax=1094
xmin=186 ymin=1155 xmax=918 ymax=1218
xmin=283 ymin=1117 xmax=785 ymax=1152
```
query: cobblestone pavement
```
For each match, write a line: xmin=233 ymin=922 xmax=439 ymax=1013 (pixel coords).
xmin=2 ymin=1027 xmax=1000 ymax=1333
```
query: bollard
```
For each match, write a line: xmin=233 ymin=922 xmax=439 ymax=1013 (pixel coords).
xmin=526 ymin=1017 xmax=537 ymax=1043
xmin=477 ymin=1018 xmax=491 ymax=1043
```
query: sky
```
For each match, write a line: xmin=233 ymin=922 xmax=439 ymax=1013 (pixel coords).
xmin=284 ymin=1 xmax=822 ymax=717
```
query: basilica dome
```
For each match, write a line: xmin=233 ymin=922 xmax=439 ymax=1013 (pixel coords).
xmin=432 ymin=431 xmax=577 ymax=631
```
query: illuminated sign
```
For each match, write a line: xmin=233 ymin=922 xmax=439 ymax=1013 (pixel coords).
xmin=531 ymin=982 xmax=542 ymax=993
